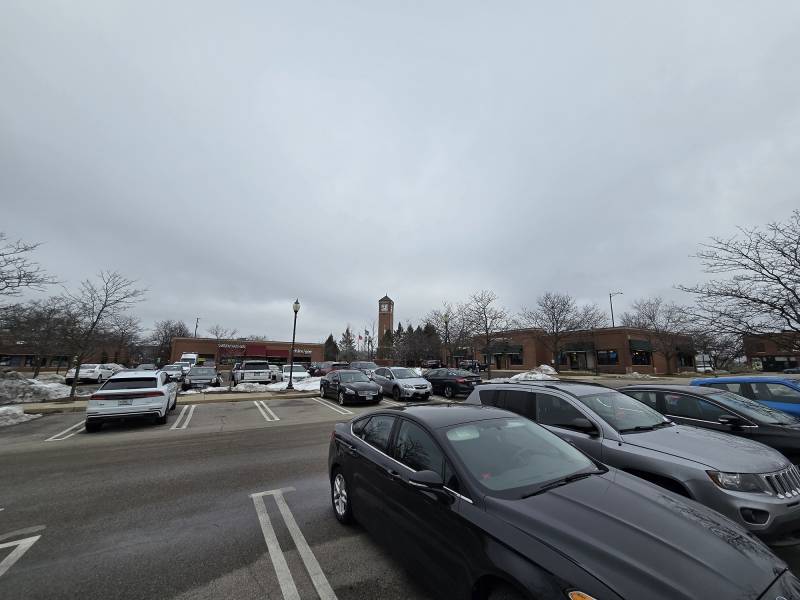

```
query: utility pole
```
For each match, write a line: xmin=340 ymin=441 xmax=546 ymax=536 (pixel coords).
xmin=609 ymin=292 xmax=623 ymax=328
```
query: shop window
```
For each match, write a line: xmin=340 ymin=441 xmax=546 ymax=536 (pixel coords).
xmin=596 ymin=350 xmax=618 ymax=365
xmin=678 ymin=354 xmax=695 ymax=367
xmin=558 ymin=353 xmax=568 ymax=366
xmin=0 ymin=355 xmax=10 ymax=366
xmin=631 ymin=351 xmax=652 ymax=366
xmin=24 ymin=355 xmax=34 ymax=367
xmin=509 ymin=353 xmax=523 ymax=365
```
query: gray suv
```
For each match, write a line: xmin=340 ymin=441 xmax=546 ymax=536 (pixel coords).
xmin=465 ymin=380 xmax=800 ymax=542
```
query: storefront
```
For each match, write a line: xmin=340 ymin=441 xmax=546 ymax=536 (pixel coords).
xmin=170 ymin=337 xmax=324 ymax=367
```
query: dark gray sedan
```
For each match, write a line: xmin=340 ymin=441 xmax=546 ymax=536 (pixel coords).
xmin=320 ymin=369 xmax=381 ymax=405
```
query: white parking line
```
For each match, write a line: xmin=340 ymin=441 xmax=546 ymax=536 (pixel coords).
xmin=44 ymin=420 xmax=84 ymax=442
xmin=0 ymin=535 xmax=41 ymax=579
xmin=381 ymin=398 xmax=403 ymax=407
xmin=254 ymin=400 xmax=280 ymax=422
xmin=250 ymin=487 xmax=337 ymax=600
xmin=311 ymin=397 xmax=353 ymax=416
xmin=170 ymin=405 xmax=189 ymax=430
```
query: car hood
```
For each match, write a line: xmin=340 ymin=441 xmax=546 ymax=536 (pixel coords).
xmin=396 ymin=377 xmax=430 ymax=386
xmin=488 ymin=469 xmax=786 ymax=600
xmin=621 ymin=424 xmax=789 ymax=472
xmin=344 ymin=381 xmax=381 ymax=392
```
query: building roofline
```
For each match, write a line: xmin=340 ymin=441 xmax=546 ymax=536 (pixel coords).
xmin=171 ymin=337 xmax=323 ymax=347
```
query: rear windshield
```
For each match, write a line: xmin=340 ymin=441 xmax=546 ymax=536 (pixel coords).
xmin=81 ymin=364 xmax=98 ymax=369
xmin=101 ymin=378 xmax=157 ymax=390
xmin=164 ymin=365 xmax=182 ymax=371
xmin=284 ymin=365 xmax=307 ymax=372
xmin=243 ymin=362 xmax=269 ymax=370
xmin=707 ymin=391 xmax=800 ymax=425
xmin=352 ymin=362 xmax=378 ymax=370
xmin=190 ymin=368 xmax=216 ymax=376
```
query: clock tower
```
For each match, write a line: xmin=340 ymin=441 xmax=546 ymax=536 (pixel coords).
xmin=378 ymin=295 xmax=394 ymax=348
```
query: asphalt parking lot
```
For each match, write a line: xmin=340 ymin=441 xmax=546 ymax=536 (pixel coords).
xmin=4 ymin=393 xmax=800 ymax=599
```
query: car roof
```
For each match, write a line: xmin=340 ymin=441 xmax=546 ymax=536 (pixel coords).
xmin=479 ymin=380 xmax=614 ymax=397
xmin=367 ymin=403 xmax=516 ymax=428
xmin=692 ymin=376 xmax=796 ymax=384
xmin=620 ymin=384 xmax=718 ymax=395
xmin=335 ymin=369 xmax=364 ymax=375
xmin=111 ymin=370 xmax=160 ymax=379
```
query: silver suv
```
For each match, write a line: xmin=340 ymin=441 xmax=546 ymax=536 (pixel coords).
xmin=465 ymin=380 xmax=800 ymax=542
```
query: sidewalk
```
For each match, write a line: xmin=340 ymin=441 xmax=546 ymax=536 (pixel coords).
xmin=22 ymin=389 xmax=319 ymax=415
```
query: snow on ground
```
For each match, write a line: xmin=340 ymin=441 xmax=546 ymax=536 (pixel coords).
xmin=509 ymin=365 xmax=560 ymax=381
xmin=0 ymin=406 xmax=42 ymax=427
xmin=178 ymin=377 xmax=322 ymax=395
xmin=0 ymin=371 xmax=92 ymax=404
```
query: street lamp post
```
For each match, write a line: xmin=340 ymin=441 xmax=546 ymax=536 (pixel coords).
xmin=443 ymin=314 xmax=450 ymax=367
xmin=609 ymin=291 xmax=623 ymax=327
xmin=287 ymin=299 xmax=300 ymax=390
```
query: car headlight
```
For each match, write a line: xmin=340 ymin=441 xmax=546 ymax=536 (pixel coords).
xmin=567 ymin=592 xmax=598 ymax=600
xmin=403 ymin=384 xmax=415 ymax=389
xmin=707 ymin=471 xmax=768 ymax=493
xmin=345 ymin=388 xmax=356 ymax=394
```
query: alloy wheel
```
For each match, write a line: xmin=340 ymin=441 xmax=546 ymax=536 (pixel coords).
xmin=338 ymin=391 xmax=345 ymax=405
xmin=333 ymin=473 xmax=348 ymax=518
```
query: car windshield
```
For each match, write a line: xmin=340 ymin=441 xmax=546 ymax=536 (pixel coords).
xmin=101 ymin=378 xmax=157 ymax=390
xmin=445 ymin=417 xmax=596 ymax=494
xmin=340 ymin=372 xmax=370 ymax=383
xmin=190 ymin=368 xmax=216 ymax=376
xmin=243 ymin=362 xmax=269 ymax=370
xmin=352 ymin=362 xmax=378 ymax=370
xmin=81 ymin=364 xmax=98 ymax=369
xmin=707 ymin=391 xmax=800 ymax=425
xmin=576 ymin=391 xmax=670 ymax=432
xmin=164 ymin=366 xmax=182 ymax=371
xmin=284 ymin=365 xmax=307 ymax=372
xmin=449 ymin=369 xmax=474 ymax=377
xmin=391 ymin=368 xmax=418 ymax=379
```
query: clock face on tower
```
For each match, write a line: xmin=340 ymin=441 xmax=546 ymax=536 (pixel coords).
xmin=380 ymin=303 xmax=389 ymax=312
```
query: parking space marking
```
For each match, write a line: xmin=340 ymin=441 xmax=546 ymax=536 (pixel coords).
xmin=44 ymin=420 xmax=84 ymax=442
xmin=171 ymin=404 xmax=196 ymax=430
xmin=381 ymin=398 xmax=403 ymax=407
xmin=311 ymin=397 xmax=353 ymax=416
xmin=170 ymin=405 xmax=189 ymax=430
xmin=250 ymin=487 xmax=337 ymax=600
xmin=0 ymin=535 xmax=41 ymax=579
xmin=253 ymin=400 xmax=279 ymax=422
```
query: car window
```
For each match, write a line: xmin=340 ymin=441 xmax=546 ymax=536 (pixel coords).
xmin=443 ymin=461 xmax=462 ymax=495
xmin=752 ymin=382 xmax=800 ymax=404
xmin=626 ymin=391 xmax=658 ymax=409
xmin=535 ymin=393 xmax=585 ymax=429
xmin=503 ymin=390 xmax=536 ymax=419
xmin=696 ymin=398 xmax=730 ymax=421
xmin=361 ymin=415 xmax=396 ymax=452
xmin=479 ymin=389 xmax=502 ymax=407
xmin=374 ymin=368 xmax=385 ymax=377
xmin=664 ymin=393 xmax=702 ymax=419
xmin=393 ymin=420 xmax=444 ymax=477
xmin=707 ymin=382 xmax=744 ymax=395
xmin=352 ymin=417 xmax=369 ymax=436
xmin=427 ymin=369 xmax=442 ymax=377
xmin=577 ymin=391 xmax=667 ymax=431
xmin=706 ymin=391 xmax=799 ymax=425
xmin=101 ymin=378 xmax=158 ymax=390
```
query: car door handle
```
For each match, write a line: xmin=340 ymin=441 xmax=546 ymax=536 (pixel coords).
xmin=385 ymin=468 xmax=401 ymax=480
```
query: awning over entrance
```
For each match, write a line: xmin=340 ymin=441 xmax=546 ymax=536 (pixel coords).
xmin=482 ymin=342 xmax=523 ymax=354
xmin=563 ymin=341 xmax=595 ymax=352
xmin=629 ymin=339 xmax=653 ymax=352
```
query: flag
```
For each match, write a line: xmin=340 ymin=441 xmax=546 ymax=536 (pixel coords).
xmin=358 ymin=335 xmax=363 ymax=340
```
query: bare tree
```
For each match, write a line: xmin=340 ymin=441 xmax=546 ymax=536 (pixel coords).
xmin=206 ymin=324 xmax=238 ymax=340
xmin=150 ymin=319 xmax=191 ymax=365
xmin=688 ymin=326 xmax=743 ymax=371
xmin=109 ymin=314 xmax=142 ymax=365
xmin=620 ymin=297 xmax=691 ymax=374
xmin=517 ymin=292 xmax=608 ymax=371
xmin=0 ymin=233 xmax=56 ymax=296
xmin=1 ymin=297 xmax=69 ymax=377
xmin=464 ymin=290 xmax=509 ymax=379
xmin=678 ymin=210 xmax=800 ymax=352
xmin=425 ymin=302 xmax=473 ymax=367
xmin=62 ymin=272 xmax=145 ymax=399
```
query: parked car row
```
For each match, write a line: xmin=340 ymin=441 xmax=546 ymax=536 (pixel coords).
xmin=65 ymin=362 xmax=125 ymax=385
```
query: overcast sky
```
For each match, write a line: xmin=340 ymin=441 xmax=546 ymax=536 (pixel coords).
xmin=2 ymin=1 xmax=799 ymax=342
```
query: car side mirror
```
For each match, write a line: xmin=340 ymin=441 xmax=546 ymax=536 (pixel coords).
xmin=570 ymin=417 xmax=598 ymax=436
xmin=718 ymin=414 xmax=744 ymax=429
xmin=408 ymin=469 xmax=444 ymax=489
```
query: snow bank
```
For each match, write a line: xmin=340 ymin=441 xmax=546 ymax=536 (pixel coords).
xmin=36 ymin=373 xmax=67 ymax=384
xmin=0 ymin=406 xmax=41 ymax=427
xmin=510 ymin=365 xmax=560 ymax=381
xmin=264 ymin=377 xmax=321 ymax=392
xmin=0 ymin=372 xmax=92 ymax=404
xmin=178 ymin=377 xmax=322 ymax=395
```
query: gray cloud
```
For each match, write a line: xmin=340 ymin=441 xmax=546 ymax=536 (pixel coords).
xmin=2 ymin=1 xmax=799 ymax=341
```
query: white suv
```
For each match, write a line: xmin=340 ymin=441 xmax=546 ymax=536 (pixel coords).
xmin=65 ymin=363 xmax=116 ymax=385
xmin=85 ymin=370 xmax=177 ymax=432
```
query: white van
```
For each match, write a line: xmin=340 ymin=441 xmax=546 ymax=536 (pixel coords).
xmin=180 ymin=352 xmax=199 ymax=367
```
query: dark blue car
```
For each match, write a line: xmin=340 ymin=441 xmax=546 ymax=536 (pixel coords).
xmin=692 ymin=376 xmax=800 ymax=417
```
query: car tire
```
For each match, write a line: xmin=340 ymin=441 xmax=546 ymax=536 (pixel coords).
xmin=170 ymin=395 xmax=177 ymax=411
xmin=338 ymin=391 xmax=346 ymax=406
xmin=182 ymin=384 xmax=189 ymax=392
xmin=331 ymin=469 xmax=353 ymax=525
xmin=320 ymin=386 xmax=326 ymax=399
xmin=393 ymin=387 xmax=401 ymax=402
xmin=97 ymin=375 xmax=103 ymax=384
xmin=444 ymin=384 xmax=455 ymax=399
xmin=84 ymin=420 xmax=102 ymax=433
xmin=156 ymin=411 xmax=168 ymax=425
xmin=488 ymin=583 xmax=524 ymax=600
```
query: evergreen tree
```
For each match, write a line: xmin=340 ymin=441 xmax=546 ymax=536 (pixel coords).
xmin=339 ymin=327 xmax=357 ymax=362
xmin=323 ymin=333 xmax=339 ymax=361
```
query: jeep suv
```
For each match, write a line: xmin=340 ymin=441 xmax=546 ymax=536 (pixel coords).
xmin=465 ymin=380 xmax=800 ymax=542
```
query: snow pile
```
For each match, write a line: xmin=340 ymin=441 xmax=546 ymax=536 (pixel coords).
xmin=36 ymin=373 xmax=67 ymax=385
xmin=0 ymin=406 xmax=42 ymax=427
xmin=510 ymin=365 xmax=560 ymax=381
xmin=619 ymin=372 xmax=655 ymax=380
xmin=264 ymin=377 xmax=322 ymax=392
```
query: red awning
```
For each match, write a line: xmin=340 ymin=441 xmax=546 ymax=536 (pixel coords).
xmin=266 ymin=349 xmax=289 ymax=358
xmin=245 ymin=343 xmax=267 ymax=356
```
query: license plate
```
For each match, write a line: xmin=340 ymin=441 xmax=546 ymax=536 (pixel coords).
xmin=118 ymin=399 xmax=133 ymax=406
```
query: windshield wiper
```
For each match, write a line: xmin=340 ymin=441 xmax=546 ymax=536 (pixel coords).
xmin=653 ymin=421 xmax=673 ymax=429
xmin=522 ymin=470 xmax=604 ymax=498
xmin=618 ymin=425 xmax=656 ymax=433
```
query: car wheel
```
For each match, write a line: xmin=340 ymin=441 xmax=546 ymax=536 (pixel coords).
xmin=488 ymin=582 xmax=524 ymax=600
xmin=320 ymin=386 xmax=326 ymax=399
xmin=444 ymin=384 xmax=455 ymax=399
xmin=84 ymin=420 xmax=102 ymax=433
xmin=393 ymin=387 xmax=401 ymax=402
xmin=331 ymin=469 xmax=353 ymax=525
xmin=156 ymin=411 xmax=168 ymax=425
xmin=170 ymin=394 xmax=177 ymax=411
xmin=97 ymin=375 xmax=103 ymax=384
xmin=338 ymin=391 xmax=346 ymax=406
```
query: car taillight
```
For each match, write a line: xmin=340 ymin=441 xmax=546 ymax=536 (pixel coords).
xmin=456 ymin=378 xmax=466 ymax=383
xmin=91 ymin=391 xmax=164 ymax=400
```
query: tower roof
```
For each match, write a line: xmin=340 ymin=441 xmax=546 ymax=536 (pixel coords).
xmin=379 ymin=295 xmax=393 ymax=303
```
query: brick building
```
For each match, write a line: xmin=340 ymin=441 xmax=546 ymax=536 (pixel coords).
xmin=169 ymin=337 xmax=324 ymax=367
xmin=464 ymin=327 xmax=696 ymax=375
xmin=744 ymin=332 xmax=800 ymax=372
